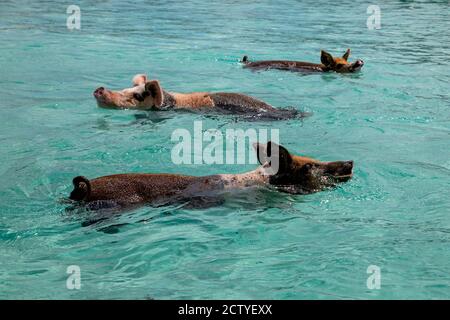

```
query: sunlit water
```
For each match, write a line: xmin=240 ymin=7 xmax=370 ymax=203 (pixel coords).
xmin=0 ymin=0 xmax=449 ymax=299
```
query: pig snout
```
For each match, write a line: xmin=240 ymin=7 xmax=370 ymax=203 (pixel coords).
xmin=93 ymin=87 xmax=105 ymax=98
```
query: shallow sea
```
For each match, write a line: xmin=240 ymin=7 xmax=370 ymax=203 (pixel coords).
xmin=0 ymin=0 xmax=449 ymax=299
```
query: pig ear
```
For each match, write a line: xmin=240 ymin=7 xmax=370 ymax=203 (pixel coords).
xmin=321 ymin=50 xmax=335 ymax=66
xmin=342 ymin=49 xmax=351 ymax=61
xmin=253 ymin=142 xmax=269 ymax=165
xmin=132 ymin=74 xmax=148 ymax=86
xmin=253 ymin=141 xmax=292 ymax=174
xmin=266 ymin=141 xmax=292 ymax=174
xmin=145 ymin=80 xmax=163 ymax=107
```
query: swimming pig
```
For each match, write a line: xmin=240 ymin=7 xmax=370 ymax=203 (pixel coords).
xmin=242 ymin=49 xmax=364 ymax=73
xmin=93 ymin=74 xmax=305 ymax=120
xmin=69 ymin=142 xmax=353 ymax=210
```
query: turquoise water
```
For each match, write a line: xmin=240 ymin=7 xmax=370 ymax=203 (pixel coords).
xmin=0 ymin=0 xmax=449 ymax=299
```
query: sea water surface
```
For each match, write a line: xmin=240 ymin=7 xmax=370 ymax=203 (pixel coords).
xmin=0 ymin=0 xmax=449 ymax=299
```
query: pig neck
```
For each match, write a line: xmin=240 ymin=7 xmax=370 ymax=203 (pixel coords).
xmin=292 ymin=62 xmax=329 ymax=72
xmin=160 ymin=90 xmax=177 ymax=109
xmin=215 ymin=167 xmax=270 ymax=189
xmin=172 ymin=167 xmax=270 ymax=199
